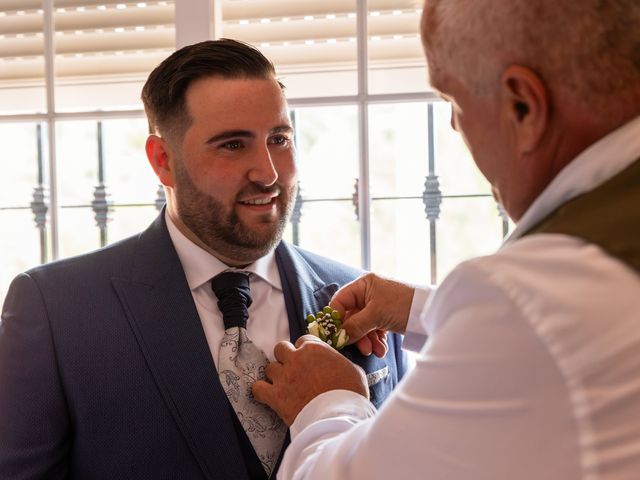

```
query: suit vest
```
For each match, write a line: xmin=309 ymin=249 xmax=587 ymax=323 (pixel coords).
xmin=523 ymin=158 xmax=640 ymax=273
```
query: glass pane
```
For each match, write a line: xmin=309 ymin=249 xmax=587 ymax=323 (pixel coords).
xmin=0 ymin=6 xmax=46 ymax=115
xmin=53 ymin=1 xmax=174 ymax=112
xmin=0 ymin=123 xmax=41 ymax=208
xmin=371 ymin=199 xmax=430 ymax=285
xmin=433 ymin=101 xmax=491 ymax=196
xmin=296 ymin=200 xmax=360 ymax=269
xmin=108 ymin=205 xmax=159 ymax=244
xmin=56 ymin=120 xmax=98 ymax=207
xmin=293 ymin=105 xmax=359 ymax=200
xmin=367 ymin=3 xmax=427 ymax=95
xmin=102 ymin=118 xmax=157 ymax=205
xmin=223 ymin=0 xmax=358 ymax=98
xmin=0 ymin=210 xmax=42 ymax=309
xmin=436 ymin=197 xmax=504 ymax=282
xmin=58 ymin=207 xmax=100 ymax=258
xmin=369 ymin=102 xmax=429 ymax=198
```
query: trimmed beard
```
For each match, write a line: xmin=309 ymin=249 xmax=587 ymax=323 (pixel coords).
xmin=174 ymin=159 xmax=296 ymax=264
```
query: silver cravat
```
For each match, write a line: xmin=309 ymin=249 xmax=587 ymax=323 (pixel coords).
xmin=212 ymin=271 xmax=287 ymax=477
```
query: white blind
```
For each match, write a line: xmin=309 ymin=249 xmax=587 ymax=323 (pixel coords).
xmin=0 ymin=1 xmax=174 ymax=85
xmin=222 ymin=0 xmax=423 ymax=73
xmin=0 ymin=0 xmax=422 ymax=86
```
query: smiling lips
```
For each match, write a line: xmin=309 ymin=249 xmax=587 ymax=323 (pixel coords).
xmin=239 ymin=195 xmax=277 ymax=206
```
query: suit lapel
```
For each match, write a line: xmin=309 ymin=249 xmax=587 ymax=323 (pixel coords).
xmin=275 ymin=243 xmax=340 ymax=343
xmin=111 ymin=214 xmax=249 ymax=480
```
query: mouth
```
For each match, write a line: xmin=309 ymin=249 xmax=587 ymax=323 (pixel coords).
xmin=237 ymin=194 xmax=280 ymax=213
xmin=239 ymin=196 xmax=276 ymax=206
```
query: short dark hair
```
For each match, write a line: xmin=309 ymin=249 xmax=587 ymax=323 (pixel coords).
xmin=141 ymin=38 xmax=281 ymax=142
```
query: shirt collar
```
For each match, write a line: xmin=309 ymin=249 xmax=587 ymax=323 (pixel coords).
xmin=507 ymin=115 xmax=640 ymax=243
xmin=165 ymin=211 xmax=282 ymax=292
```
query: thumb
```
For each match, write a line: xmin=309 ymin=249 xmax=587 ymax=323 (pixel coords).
xmin=330 ymin=275 xmax=368 ymax=318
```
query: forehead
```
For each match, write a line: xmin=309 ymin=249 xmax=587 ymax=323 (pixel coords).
xmin=185 ymin=76 xmax=290 ymax=124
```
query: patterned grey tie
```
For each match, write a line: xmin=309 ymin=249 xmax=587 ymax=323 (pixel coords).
xmin=211 ymin=271 xmax=286 ymax=477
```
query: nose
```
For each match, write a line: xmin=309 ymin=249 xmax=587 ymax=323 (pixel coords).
xmin=248 ymin=144 xmax=278 ymax=187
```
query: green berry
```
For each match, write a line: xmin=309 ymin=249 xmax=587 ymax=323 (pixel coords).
xmin=323 ymin=306 xmax=332 ymax=314
xmin=331 ymin=310 xmax=341 ymax=320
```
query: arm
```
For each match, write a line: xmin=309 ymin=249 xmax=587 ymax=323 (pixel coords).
xmin=0 ymin=273 xmax=71 ymax=479
xmin=258 ymin=263 xmax=575 ymax=480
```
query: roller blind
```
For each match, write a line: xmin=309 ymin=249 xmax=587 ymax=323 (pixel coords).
xmin=0 ymin=0 xmax=422 ymax=86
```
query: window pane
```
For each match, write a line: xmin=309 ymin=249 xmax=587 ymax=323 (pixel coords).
xmin=293 ymin=105 xmax=360 ymax=267
xmin=58 ymin=207 xmax=100 ymax=258
xmin=437 ymin=197 xmax=504 ymax=282
xmin=0 ymin=210 xmax=42 ymax=308
xmin=369 ymin=102 xmax=429 ymax=198
xmin=293 ymin=105 xmax=359 ymax=200
xmin=109 ymin=205 xmax=159 ymax=244
xmin=371 ymin=199 xmax=430 ymax=285
xmin=0 ymin=123 xmax=41 ymax=208
xmin=52 ymin=1 xmax=174 ymax=113
xmin=296 ymin=201 xmax=360 ymax=269
xmin=367 ymin=4 xmax=427 ymax=95
xmin=433 ymin=101 xmax=491 ymax=196
xmin=56 ymin=120 xmax=98 ymax=206
xmin=102 ymin=118 xmax=157 ymax=205
xmin=0 ymin=6 xmax=46 ymax=115
xmin=223 ymin=0 xmax=358 ymax=98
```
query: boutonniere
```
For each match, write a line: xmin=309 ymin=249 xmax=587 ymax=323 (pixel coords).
xmin=306 ymin=306 xmax=349 ymax=350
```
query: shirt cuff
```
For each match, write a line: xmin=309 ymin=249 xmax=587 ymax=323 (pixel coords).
xmin=291 ymin=390 xmax=377 ymax=439
xmin=402 ymin=286 xmax=432 ymax=352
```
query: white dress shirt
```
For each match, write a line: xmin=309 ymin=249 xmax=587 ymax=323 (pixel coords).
xmin=165 ymin=214 xmax=290 ymax=364
xmin=278 ymin=115 xmax=640 ymax=480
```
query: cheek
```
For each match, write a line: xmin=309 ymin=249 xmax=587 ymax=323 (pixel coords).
xmin=275 ymin=154 xmax=298 ymax=185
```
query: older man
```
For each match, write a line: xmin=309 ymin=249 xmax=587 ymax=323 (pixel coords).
xmin=254 ymin=1 xmax=640 ymax=479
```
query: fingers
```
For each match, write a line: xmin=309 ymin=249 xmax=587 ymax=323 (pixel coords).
xmin=329 ymin=276 xmax=368 ymax=318
xmin=264 ymin=360 xmax=283 ymax=381
xmin=371 ymin=330 xmax=388 ymax=358
xmin=352 ymin=331 xmax=388 ymax=357
xmin=294 ymin=334 xmax=324 ymax=349
xmin=342 ymin=311 xmax=376 ymax=343
xmin=354 ymin=336 xmax=373 ymax=356
xmin=252 ymin=379 xmax=273 ymax=406
xmin=273 ymin=341 xmax=296 ymax=363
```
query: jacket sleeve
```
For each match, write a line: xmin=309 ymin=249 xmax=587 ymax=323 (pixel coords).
xmin=0 ymin=273 xmax=70 ymax=479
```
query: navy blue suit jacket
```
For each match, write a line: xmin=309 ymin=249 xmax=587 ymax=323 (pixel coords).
xmin=0 ymin=213 xmax=406 ymax=479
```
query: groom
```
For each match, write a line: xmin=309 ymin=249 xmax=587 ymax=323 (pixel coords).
xmin=0 ymin=39 xmax=407 ymax=480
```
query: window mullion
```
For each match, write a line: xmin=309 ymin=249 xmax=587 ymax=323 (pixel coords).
xmin=357 ymin=0 xmax=371 ymax=271
xmin=43 ymin=0 xmax=59 ymax=260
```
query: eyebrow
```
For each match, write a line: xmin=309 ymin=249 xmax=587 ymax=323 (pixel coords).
xmin=206 ymin=125 xmax=293 ymax=144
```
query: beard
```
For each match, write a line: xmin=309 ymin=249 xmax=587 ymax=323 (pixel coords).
xmin=174 ymin=160 xmax=296 ymax=264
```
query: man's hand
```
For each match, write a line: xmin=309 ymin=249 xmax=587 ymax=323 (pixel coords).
xmin=252 ymin=335 xmax=369 ymax=426
xmin=330 ymin=273 xmax=414 ymax=358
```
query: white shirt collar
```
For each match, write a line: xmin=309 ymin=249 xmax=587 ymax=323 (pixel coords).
xmin=165 ymin=211 xmax=282 ymax=292
xmin=507 ymin=115 xmax=640 ymax=243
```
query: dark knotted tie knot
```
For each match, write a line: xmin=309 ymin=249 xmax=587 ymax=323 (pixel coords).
xmin=211 ymin=271 xmax=253 ymax=330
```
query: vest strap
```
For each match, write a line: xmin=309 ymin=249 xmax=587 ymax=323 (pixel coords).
xmin=524 ymin=159 xmax=640 ymax=273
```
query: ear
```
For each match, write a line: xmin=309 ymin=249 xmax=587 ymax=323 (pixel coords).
xmin=145 ymin=134 xmax=175 ymax=188
xmin=500 ymin=65 xmax=549 ymax=154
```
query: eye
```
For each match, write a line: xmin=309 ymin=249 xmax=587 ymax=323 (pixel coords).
xmin=220 ymin=139 xmax=243 ymax=150
xmin=269 ymin=134 xmax=291 ymax=146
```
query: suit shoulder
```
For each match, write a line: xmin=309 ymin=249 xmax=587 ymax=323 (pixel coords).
xmin=26 ymin=232 xmax=142 ymax=282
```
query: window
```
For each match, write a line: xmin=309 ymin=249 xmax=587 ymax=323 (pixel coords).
xmin=0 ymin=0 xmax=509 ymax=307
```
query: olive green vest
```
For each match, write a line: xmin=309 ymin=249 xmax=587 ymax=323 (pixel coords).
xmin=524 ymin=159 xmax=640 ymax=273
